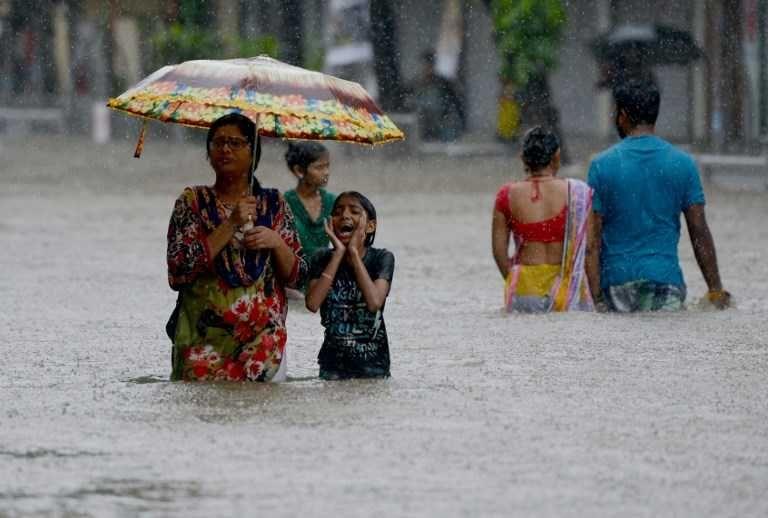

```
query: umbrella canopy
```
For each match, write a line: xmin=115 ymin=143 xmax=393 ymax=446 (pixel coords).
xmin=590 ymin=24 xmax=703 ymax=66
xmin=107 ymin=55 xmax=404 ymax=152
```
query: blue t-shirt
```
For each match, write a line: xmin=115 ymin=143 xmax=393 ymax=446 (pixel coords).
xmin=587 ymin=135 xmax=705 ymax=290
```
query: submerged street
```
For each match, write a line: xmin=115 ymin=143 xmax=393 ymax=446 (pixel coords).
xmin=1 ymin=135 xmax=767 ymax=516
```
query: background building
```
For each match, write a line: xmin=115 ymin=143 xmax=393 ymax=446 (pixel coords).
xmin=0 ymin=0 xmax=765 ymax=154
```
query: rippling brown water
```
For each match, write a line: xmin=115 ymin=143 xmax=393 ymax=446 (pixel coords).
xmin=1 ymin=135 xmax=767 ymax=517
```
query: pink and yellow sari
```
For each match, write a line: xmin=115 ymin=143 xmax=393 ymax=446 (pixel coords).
xmin=504 ymin=179 xmax=594 ymax=313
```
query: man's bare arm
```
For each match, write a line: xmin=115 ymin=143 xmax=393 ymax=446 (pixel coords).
xmin=683 ymin=204 xmax=730 ymax=308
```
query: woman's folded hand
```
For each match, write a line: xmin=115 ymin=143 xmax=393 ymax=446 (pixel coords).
xmin=242 ymin=226 xmax=282 ymax=250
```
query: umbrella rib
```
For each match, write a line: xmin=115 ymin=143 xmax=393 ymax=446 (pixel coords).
xmin=162 ymin=100 xmax=184 ymax=123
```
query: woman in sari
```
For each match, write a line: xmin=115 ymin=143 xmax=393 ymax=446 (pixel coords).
xmin=491 ymin=127 xmax=594 ymax=313
xmin=166 ymin=113 xmax=306 ymax=381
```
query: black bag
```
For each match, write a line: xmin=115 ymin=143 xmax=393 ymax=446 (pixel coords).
xmin=166 ymin=293 xmax=182 ymax=340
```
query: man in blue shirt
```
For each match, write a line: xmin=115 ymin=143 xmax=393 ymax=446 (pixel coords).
xmin=586 ymin=79 xmax=730 ymax=312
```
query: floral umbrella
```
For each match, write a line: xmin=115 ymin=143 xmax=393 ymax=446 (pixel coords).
xmin=107 ymin=55 xmax=404 ymax=157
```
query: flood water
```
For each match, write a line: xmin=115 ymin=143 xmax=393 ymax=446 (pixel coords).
xmin=1 ymin=135 xmax=767 ymax=517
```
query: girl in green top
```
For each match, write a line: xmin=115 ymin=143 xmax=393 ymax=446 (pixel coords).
xmin=283 ymin=142 xmax=336 ymax=288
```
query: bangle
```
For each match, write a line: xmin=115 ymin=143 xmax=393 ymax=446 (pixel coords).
xmin=707 ymin=290 xmax=730 ymax=303
xmin=321 ymin=272 xmax=334 ymax=281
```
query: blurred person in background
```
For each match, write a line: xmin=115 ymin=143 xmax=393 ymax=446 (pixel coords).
xmin=407 ymin=50 xmax=465 ymax=142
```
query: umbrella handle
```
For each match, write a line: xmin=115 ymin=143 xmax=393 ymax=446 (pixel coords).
xmin=242 ymin=215 xmax=254 ymax=231
xmin=233 ymin=215 xmax=254 ymax=244
xmin=133 ymin=120 xmax=148 ymax=158
xmin=249 ymin=114 xmax=261 ymax=192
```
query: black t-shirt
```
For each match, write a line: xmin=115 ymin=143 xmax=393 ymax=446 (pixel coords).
xmin=308 ymin=247 xmax=395 ymax=377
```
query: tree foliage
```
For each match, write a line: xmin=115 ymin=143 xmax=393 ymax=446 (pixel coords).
xmin=489 ymin=0 xmax=566 ymax=85
xmin=150 ymin=0 xmax=279 ymax=68
xmin=151 ymin=23 xmax=279 ymax=68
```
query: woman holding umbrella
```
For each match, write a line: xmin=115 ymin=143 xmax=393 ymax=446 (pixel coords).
xmin=107 ymin=56 xmax=403 ymax=380
xmin=166 ymin=113 xmax=306 ymax=382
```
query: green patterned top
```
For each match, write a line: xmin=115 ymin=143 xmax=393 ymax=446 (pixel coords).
xmin=284 ymin=188 xmax=337 ymax=260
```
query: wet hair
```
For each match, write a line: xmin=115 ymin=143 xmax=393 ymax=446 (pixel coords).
xmin=333 ymin=191 xmax=377 ymax=246
xmin=613 ymin=78 xmax=660 ymax=127
xmin=521 ymin=126 xmax=560 ymax=173
xmin=206 ymin=112 xmax=262 ymax=190
xmin=284 ymin=141 xmax=328 ymax=174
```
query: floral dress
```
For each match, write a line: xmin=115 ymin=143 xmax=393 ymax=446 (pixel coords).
xmin=167 ymin=185 xmax=306 ymax=381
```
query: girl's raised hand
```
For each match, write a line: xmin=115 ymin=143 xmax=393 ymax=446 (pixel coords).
xmin=347 ymin=220 xmax=366 ymax=256
xmin=324 ymin=218 xmax=345 ymax=254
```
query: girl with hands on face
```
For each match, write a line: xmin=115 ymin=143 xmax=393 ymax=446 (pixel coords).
xmin=305 ymin=192 xmax=395 ymax=380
